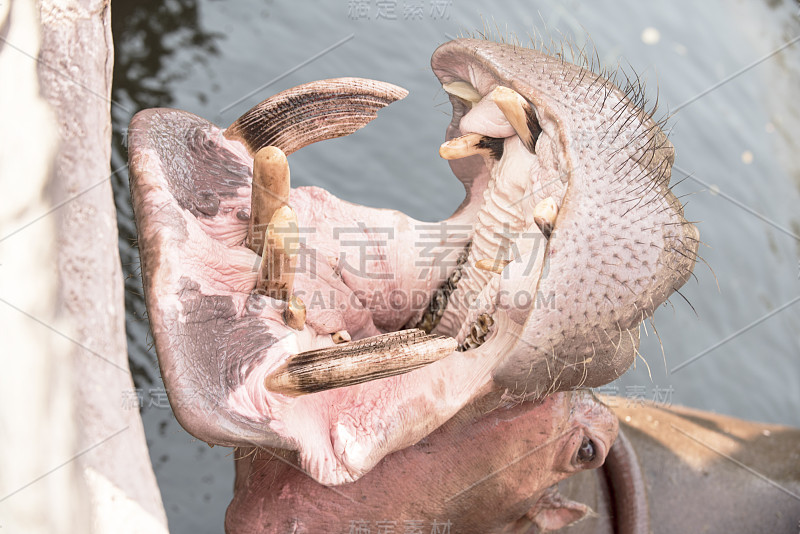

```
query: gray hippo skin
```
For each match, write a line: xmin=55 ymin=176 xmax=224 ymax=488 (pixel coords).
xmin=559 ymin=400 xmax=800 ymax=534
xmin=128 ymin=38 xmax=699 ymax=485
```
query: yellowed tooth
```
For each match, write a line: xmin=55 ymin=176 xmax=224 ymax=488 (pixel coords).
xmin=475 ymin=258 xmax=511 ymax=274
xmin=264 ymin=329 xmax=457 ymax=396
xmin=331 ymin=330 xmax=351 ymax=344
xmin=490 ymin=86 xmax=539 ymax=152
xmin=256 ymin=205 xmax=298 ymax=301
xmin=442 ymin=81 xmax=482 ymax=104
xmin=534 ymin=196 xmax=558 ymax=239
xmin=284 ymin=295 xmax=306 ymax=331
xmin=248 ymin=146 xmax=291 ymax=255
xmin=439 ymin=133 xmax=488 ymax=160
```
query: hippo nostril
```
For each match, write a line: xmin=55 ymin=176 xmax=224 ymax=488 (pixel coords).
xmin=577 ymin=436 xmax=596 ymax=464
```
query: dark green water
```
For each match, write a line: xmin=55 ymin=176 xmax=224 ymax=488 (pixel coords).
xmin=111 ymin=1 xmax=800 ymax=531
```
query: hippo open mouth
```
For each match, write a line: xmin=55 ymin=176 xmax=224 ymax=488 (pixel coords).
xmin=129 ymin=38 xmax=698 ymax=485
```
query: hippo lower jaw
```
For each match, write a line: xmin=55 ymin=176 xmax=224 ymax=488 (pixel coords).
xmin=129 ymin=38 xmax=698 ymax=485
xmin=225 ymin=391 xmax=619 ymax=534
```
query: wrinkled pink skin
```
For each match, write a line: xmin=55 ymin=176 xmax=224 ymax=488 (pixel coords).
xmin=130 ymin=120 xmax=493 ymax=484
xmin=225 ymin=391 xmax=618 ymax=534
xmin=128 ymin=39 xmax=697 ymax=486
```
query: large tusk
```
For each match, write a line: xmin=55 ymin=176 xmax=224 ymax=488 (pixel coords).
xmin=533 ymin=196 xmax=558 ymax=239
xmin=439 ymin=133 xmax=504 ymax=160
xmin=264 ymin=329 xmax=457 ymax=396
xmin=225 ymin=78 xmax=408 ymax=157
xmin=256 ymin=205 xmax=298 ymax=301
xmin=490 ymin=86 xmax=542 ymax=153
xmin=247 ymin=146 xmax=290 ymax=255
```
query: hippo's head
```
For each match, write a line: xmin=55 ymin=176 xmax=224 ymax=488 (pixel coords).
xmin=225 ymin=391 xmax=618 ymax=534
xmin=128 ymin=39 xmax=697 ymax=484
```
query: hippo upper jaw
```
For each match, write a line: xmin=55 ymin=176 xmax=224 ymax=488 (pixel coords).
xmin=129 ymin=38 xmax=698 ymax=485
xmin=430 ymin=39 xmax=698 ymax=397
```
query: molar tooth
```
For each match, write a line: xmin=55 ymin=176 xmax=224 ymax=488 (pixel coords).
xmin=247 ymin=146 xmax=290 ymax=255
xmin=490 ymin=86 xmax=541 ymax=153
xmin=471 ymin=323 xmax=482 ymax=340
xmin=256 ymin=205 xmax=298 ymax=301
xmin=442 ymin=81 xmax=482 ymax=104
xmin=475 ymin=258 xmax=511 ymax=274
xmin=533 ymin=197 xmax=559 ymax=239
xmin=332 ymin=330 xmax=351 ymax=344
xmin=284 ymin=295 xmax=306 ymax=330
xmin=263 ymin=329 xmax=457 ymax=396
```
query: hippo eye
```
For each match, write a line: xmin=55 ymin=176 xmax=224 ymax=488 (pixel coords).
xmin=577 ymin=437 xmax=596 ymax=464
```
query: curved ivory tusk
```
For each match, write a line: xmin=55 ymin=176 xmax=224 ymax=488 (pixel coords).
xmin=264 ymin=329 xmax=457 ymax=396
xmin=225 ymin=77 xmax=408 ymax=156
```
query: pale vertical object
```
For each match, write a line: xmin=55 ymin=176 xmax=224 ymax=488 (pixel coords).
xmin=4 ymin=0 xmax=170 ymax=531
xmin=0 ymin=0 xmax=87 ymax=532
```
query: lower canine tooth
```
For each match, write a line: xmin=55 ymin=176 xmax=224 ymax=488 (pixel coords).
xmin=475 ymin=258 xmax=511 ymax=274
xmin=533 ymin=196 xmax=558 ymax=239
xmin=263 ymin=329 xmax=457 ymax=396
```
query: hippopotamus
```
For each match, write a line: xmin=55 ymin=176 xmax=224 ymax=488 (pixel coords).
xmin=224 ymin=396 xmax=800 ymax=534
xmin=560 ymin=399 xmax=800 ymax=534
xmin=127 ymin=37 xmax=698 ymax=486
xmin=225 ymin=391 xmax=620 ymax=534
